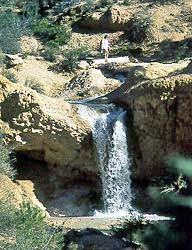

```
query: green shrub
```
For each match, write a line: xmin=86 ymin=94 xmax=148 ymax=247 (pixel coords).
xmin=153 ymin=0 xmax=183 ymax=4
xmin=0 ymin=201 xmax=63 ymax=250
xmin=32 ymin=18 xmax=72 ymax=45
xmin=0 ymin=11 xmax=30 ymax=54
xmin=54 ymin=0 xmax=97 ymax=15
xmin=0 ymin=0 xmax=18 ymax=7
xmin=41 ymin=45 xmax=59 ymax=62
xmin=24 ymin=78 xmax=44 ymax=94
xmin=2 ymin=70 xmax=18 ymax=83
xmin=141 ymin=155 xmax=192 ymax=250
xmin=99 ymin=0 xmax=116 ymax=7
xmin=112 ymin=213 xmax=147 ymax=243
xmin=0 ymin=130 xmax=16 ymax=179
xmin=22 ymin=0 xmax=40 ymax=23
xmin=128 ymin=10 xmax=153 ymax=43
xmin=0 ymin=50 xmax=5 ymax=68
xmin=61 ymin=46 xmax=90 ymax=72
xmin=123 ymin=0 xmax=132 ymax=6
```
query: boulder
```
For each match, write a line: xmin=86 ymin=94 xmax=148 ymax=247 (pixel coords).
xmin=5 ymin=54 xmax=24 ymax=68
xmin=0 ymin=79 xmax=97 ymax=180
xmin=60 ymin=68 xmax=120 ymax=100
xmin=77 ymin=60 xmax=90 ymax=70
xmin=79 ymin=5 xmax=134 ymax=31
xmin=106 ymin=61 xmax=192 ymax=179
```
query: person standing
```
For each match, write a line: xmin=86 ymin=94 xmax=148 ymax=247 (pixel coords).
xmin=101 ymin=35 xmax=110 ymax=62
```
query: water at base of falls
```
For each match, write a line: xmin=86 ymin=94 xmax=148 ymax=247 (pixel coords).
xmin=78 ymin=104 xmax=132 ymax=215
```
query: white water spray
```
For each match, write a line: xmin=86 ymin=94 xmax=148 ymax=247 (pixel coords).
xmin=78 ymin=104 xmax=132 ymax=214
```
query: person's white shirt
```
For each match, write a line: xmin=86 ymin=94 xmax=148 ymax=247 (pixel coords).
xmin=102 ymin=38 xmax=110 ymax=52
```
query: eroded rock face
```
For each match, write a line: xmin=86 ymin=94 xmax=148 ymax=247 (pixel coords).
xmin=0 ymin=77 xmax=97 ymax=180
xmin=107 ymin=62 xmax=192 ymax=179
xmin=79 ymin=5 xmax=133 ymax=31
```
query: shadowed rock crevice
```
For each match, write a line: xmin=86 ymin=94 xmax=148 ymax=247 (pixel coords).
xmin=15 ymin=150 xmax=102 ymax=217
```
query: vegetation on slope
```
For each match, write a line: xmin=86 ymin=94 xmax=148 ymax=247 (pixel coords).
xmin=0 ymin=129 xmax=63 ymax=249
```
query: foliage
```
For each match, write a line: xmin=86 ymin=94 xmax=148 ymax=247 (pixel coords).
xmin=0 ymin=0 xmax=19 ymax=7
xmin=41 ymin=44 xmax=59 ymax=62
xmin=54 ymin=0 xmax=97 ymax=15
xmin=128 ymin=10 xmax=153 ymax=43
xmin=32 ymin=18 xmax=72 ymax=45
xmin=22 ymin=0 xmax=40 ymax=23
xmin=60 ymin=46 xmax=90 ymax=72
xmin=0 ymin=201 xmax=63 ymax=250
xmin=99 ymin=0 xmax=117 ymax=7
xmin=24 ymin=77 xmax=44 ymax=94
xmin=0 ymin=11 xmax=28 ymax=54
xmin=112 ymin=213 xmax=147 ymax=243
xmin=0 ymin=50 xmax=5 ymax=67
xmin=122 ymin=0 xmax=132 ymax=6
xmin=142 ymin=155 xmax=192 ymax=250
xmin=153 ymin=0 xmax=183 ymax=5
xmin=2 ymin=70 xmax=18 ymax=83
xmin=111 ymin=156 xmax=192 ymax=250
xmin=0 ymin=130 xmax=16 ymax=179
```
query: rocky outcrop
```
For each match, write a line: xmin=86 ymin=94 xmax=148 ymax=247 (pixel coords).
xmin=106 ymin=61 xmax=192 ymax=179
xmin=79 ymin=5 xmax=134 ymax=31
xmin=101 ymin=59 xmax=191 ymax=87
xmin=59 ymin=68 xmax=120 ymax=100
xmin=5 ymin=54 xmax=24 ymax=68
xmin=0 ymin=76 xmax=97 ymax=181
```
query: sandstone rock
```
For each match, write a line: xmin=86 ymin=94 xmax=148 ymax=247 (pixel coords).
xmin=5 ymin=54 xmax=24 ymax=68
xmin=0 ymin=75 xmax=23 ymax=102
xmin=77 ymin=60 xmax=90 ymax=70
xmin=60 ymin=68 xmax=120 ymax=100
xmin=79 ymin=5 xmax=133 ymax=31
xmin=0 ymin=80 xmax=97 ymax=180
xmin=17 ymin=180 xmax=49 ymax=216
xmin=106 ymin=62 xmax=192 ymax=179
xmin=104 ymin=59 xmax=191 ymax=89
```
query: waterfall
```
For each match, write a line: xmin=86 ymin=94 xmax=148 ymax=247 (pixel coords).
xmin=78 ymin=104 xmax=132 ymax=214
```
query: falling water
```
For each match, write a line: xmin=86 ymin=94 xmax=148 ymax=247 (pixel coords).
xmin=78 ymin=104 xmax=132 ymax=214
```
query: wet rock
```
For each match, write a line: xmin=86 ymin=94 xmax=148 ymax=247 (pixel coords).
xmin=62 ymin=228 xmax=130 ymax=250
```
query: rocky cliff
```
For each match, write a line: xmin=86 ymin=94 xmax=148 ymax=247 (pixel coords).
xmin=0 ymin=76 xmax=98 ymax=181
xmin=106 ymin=60 xmax=192 ymax=179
